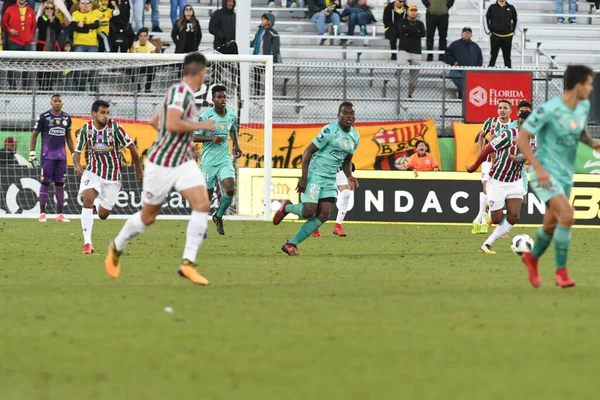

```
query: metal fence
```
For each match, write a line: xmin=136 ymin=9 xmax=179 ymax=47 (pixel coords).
xmin=271 ymin=63 xmax=598 ymax=136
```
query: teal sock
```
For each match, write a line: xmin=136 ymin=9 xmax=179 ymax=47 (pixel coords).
xmin=285 ymin=203 xmax=304 ymax=217
xmin=531 ymin=226 xmax=553 ymax=259
xmin=553 ymin=225 xmax=572 ymax=270
xmin=216 ymin=194 xmax=233 ymax=218
xmin=289 ymin=216 xmax=323 ymax=245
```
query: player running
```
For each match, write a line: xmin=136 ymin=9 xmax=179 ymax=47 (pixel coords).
xmin=510 ymin=100 xmax=533 ymax=201
xmin=517 ymin=64 xmax=599 ymax=289
xmin=193 ymin=85 xmax=242 ymax=236
xmin=472 ymin=100 xmax=512 ymax=234
xmin=73 ymin=100 xmax=143 ymax=254
xmin=273 ymin=102 xmax=360 ymax=256
xmin=467 ymin=110 xmax=532 ymax=254
xmin=29 ymin=94 xmax=75 ymax=222
xmin=105 ymin=53 xmax=216 ymax=285
xmin=312 ymin=165 xmax=356 ymax=238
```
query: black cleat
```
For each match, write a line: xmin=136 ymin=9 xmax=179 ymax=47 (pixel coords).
xmin=213 ymin=215 xmax=225 ymax=235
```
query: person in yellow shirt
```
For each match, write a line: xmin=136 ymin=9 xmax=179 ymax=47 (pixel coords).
xmin=383 ymin=0 xmax=407 ymax=60
xmin=70 ymin=0 xmax=100 ymax=91
xmin=96 ymin=0 xmax=120 ymax=51
xmin=128 ymin=27 xmax=157 ymax=92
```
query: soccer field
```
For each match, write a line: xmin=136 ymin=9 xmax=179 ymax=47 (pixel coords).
xmin=2 ymin=219 xmax=600 ymax=399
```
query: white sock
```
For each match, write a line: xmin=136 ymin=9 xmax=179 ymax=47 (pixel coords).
xmin=114 ymin=211 xmax=147 ymax=252
xmin=81 ymin=208 xmax=94 ymax=245
xmin=182 ymin=211 xmax=208 ymax=263
xmin=335 ymin=189 xmax=352 ymax=225
xmin=476 ymin=192 xmax=487 ymax=223
xmin=484 ymin=219 xmax=513 ymax=246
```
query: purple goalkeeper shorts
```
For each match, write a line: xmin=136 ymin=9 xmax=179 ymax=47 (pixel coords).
xmin=40 ymin=159 xmax=67 ymax=183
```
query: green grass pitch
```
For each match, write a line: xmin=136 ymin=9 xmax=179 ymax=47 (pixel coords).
xmin=2 ymin=219 xmax=600 ymax=399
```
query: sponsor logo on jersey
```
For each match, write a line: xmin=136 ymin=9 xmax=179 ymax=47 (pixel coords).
xmin=91 ymin=143 xmax=114 ymax=154
xmin=49 ymin=127 xmax=66 ymax=136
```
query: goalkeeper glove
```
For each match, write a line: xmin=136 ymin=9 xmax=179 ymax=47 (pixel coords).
xmin=28 ymin=151 xmax=37 ymax=168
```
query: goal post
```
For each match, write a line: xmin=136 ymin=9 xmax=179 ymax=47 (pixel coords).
xmin=0 ymin=51 xmax=274 ymax=221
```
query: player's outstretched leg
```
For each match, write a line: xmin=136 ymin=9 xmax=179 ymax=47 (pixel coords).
xmin=283 ymin=202 xmax=331 ymax=256
xmin=481 ymin=198 xmax=520 ymax=254
xmin=554 ymin=225 xmax=575 ymax=288
xmin=213 ymin=178 xmax=235 ymax=235
xmin=273 ymin=200 xmax=303 ymax=225
xmin=55 ymin=182 xmax=69 ymax=222
xmin=333 ymin=189 xmax=352 ymax=237
xmin=106 ymin=210 xmax=150 ymax=278
xmin=178 ymin=186 xmax=210 ymax=285
xmin=39 ymin=182 xmax=50 ymax=222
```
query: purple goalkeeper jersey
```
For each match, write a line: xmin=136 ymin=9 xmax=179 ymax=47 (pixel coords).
xmin=33 ymin=110 xmax=72 ymax=160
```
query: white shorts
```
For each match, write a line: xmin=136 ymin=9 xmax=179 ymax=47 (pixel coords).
xmin=336 ymin=170 xmax=349 ymax=187
xmin=481 ymin=161 xmax=492 ymax=182
xmin=79 ymin=170 xmax=121 ymax=211
xmin=142 ymin=160 xmax=206 ymax=206
xmin=486 ymin=178 xmax=526 ymax=211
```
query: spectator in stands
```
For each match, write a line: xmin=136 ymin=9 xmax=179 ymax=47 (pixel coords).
xmin=2 ymin=0 xmax=36 ymax=90
xmin=130 ymin=0 xmax=144 ymax=33
xmin=170 ymin=0 xmax=185 ymax=26
xmin=110 ymin=0 xmax=133 ymax=52
xmin=340 ymin=0 xmax=376 ymax=45
xmin=486 ymin=0 xmax=517 ymax=68
xmin=406 ymin=140 xmax=439 ymax=176
xmin=422 ymin=0 xmax=453 ymax=61
xmin=307 ymin=0 xmax=343 ymax=46
xmin=0 ymin=137 xmax=18 ymax=165
xmin=171 ymin=4 xmax=202 ymax=53
xmin=397 ymin=4 xmax=425 ymax=98
xmin=144 ymin=0 xmax=161 ymax=32
xmin=71 ymin=0 xmax=99 ymax=91
xmin=251 ymin=13 xmax=282 ymax=63
xmin=209 ymin=0 xmax=238 ymax=54
xmin=444 ymin=27 xmax=482 ymax=99
xmin=37 ymin=0 xmax=73 ymax=45
xmin=556 ymin=0 xmax=576 ymax=23
xmin=97 ymin=0 xmax=120 ymax=52
xmin=129 ymin=27 xmax=156 ymax=92
xmin=383 ymin=0 xmax=407 ymax=61
xmin=36 ymin=2 xmax=63 ymax=90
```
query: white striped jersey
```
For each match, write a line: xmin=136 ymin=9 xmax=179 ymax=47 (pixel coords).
xmin=482 ymin=117 xmax=511 ymax=163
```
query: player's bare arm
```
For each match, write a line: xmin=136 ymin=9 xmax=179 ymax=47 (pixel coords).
xmin=579 ymin=130 xmax=600 ymax=151
xmin=166 ymin=108 xmax=215 ymax=133
xmin=230 ymin=129 xmax=242 ymax=158
xmin=297 ymin=143 xmax=319 ymax=193
xmin=193 ymin=134 xmax=224 ymax=144
xmin=127 ymin=143 xmax=144 ymax=180
xmin=149 ymin=110 xmax=160 ymax=130
xmin=73 ymin=150 xmax=84 ymax=176
xmin=66 ymin=129 xmax=75 ymax=155
xmin=477 ymin=129 xmax=487 ymax=152
xmin=342 ymin=155 xmax=359 ymax=190
xmin=517 ymin=126 xmax=550 ymax=187
xmin=29 ymin=130 xmax=40 ymax=168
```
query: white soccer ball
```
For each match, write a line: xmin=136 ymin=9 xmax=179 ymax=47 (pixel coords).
xmin=511 ymin=234 xmax=534 ymax=255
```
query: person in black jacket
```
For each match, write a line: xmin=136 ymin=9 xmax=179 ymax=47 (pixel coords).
xmin=251 ymin=13 xmax=281 ymax=95
xmin=171 ymin=4 xmax=202 ymax=54
xmin=397 ymin=4 xmax=425 ymax=98
xmin=383 ymin=0 xmax=407 ymax=60
xmin=486 ymin=0 xmax=517 ymax=68
xmin=209 ymin=0 xmax=237 ymax=54
xmin=109 ymin=0 xmax=133 ymax=52
xmin=37 ymin=2 xmax=63 ymax=90
xmin=444 ymin=27 xmax=483 ymax=98
xmin=422 ymin=0 xmax=454 ymax=61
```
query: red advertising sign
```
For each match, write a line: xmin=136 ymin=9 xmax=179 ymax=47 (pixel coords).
xmin=464 ymin=71 xmax=533 ymax=123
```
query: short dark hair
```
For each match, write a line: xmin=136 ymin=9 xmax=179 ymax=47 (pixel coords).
xmin=564 ymin=64 xmax=594 ymax=91
xmin=51 ymin=94 xmax=61 ymax=100
xmin=518 ymin=100 xmax=532 ymax=109
xmin=338 ymin=101 xmax=354 ymax=113
xmin=518 ymin=110 xmax=531 ymax=120
xmin=498 ymin=99 xmax=512 ymax=107
xmin=212 ymin=85 xmax=226 ymax=97
xmin=415 ymin=140 xmax=430 ymax=152
xmin=183 ymin=52 xmax=208 ymax=77
xmin=92 ymin=100 xmax=110 ymax=113
xmin=138 ymin=27 xmax=149 ymax=37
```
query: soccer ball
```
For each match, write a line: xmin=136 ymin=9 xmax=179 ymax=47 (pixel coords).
xmin=511 ymin=234 xmax=534 ymax=255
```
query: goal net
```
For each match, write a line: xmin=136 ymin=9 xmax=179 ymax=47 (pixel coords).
xmin=0 ymin=51 xmax=274 ymax=220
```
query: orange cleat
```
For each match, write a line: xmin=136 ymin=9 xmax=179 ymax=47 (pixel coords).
xmin=312 ymin=228 xmax=321 ymax=238
xmin=333 ymin=223 xmax=347 ymax=237
xmin=522 ymin=252 xmax=540 ymax=288
xmin=104 ymin=241 xmax=121 ymax=278
xmin=82 ymin=243 xmax=95 ymax=255
xmin=39 ymin=213 xmax=47 ymax=222
xmin=56 ymin=214 xmax=70 ymax=222
xmin=273 ymin=200 xmax=291 ymax=225
xmin=281 ymin=241 xmax=299 ymax=256
xmin=556 ymin=268 xmax=576 ymax=288
xmin=177 ymin=260 xmax=209 ymax=285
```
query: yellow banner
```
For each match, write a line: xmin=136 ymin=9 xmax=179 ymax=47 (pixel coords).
xmin=453 ymin=122 xmax=482 ymax=172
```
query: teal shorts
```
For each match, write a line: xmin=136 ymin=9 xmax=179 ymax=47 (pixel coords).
xmin=300 ymin=175 xmax=338 ymax=204
xmin=530 ymin=173 xmax=572 ymax=204
xmin=200 ymin=161 xmax=235 ymax=190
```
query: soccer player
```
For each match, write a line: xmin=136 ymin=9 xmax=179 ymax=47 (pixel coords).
xmin=332 ymin=166 xmax=356 ymax=237
xmin=105 ymin=53 xmax=216 ymax=285
xmin=193 ymin=85 xmax=242 ymax=236
xmin=510 ymin=100 xmax=533 ymax=200
xmin=467 ymin=110 xmax=532 ymax=254
xmin=272 ymin=102 xmax=360 ymax=256
xmin=29 ymin=94 xmax=75 ymax=222
xmin=517 ymin=64 xmax=600 ymax=289
xmin=472 ymin=100 xmax=512 ymax=234
xmin=73 ymin=100 xmax=143 ymax=254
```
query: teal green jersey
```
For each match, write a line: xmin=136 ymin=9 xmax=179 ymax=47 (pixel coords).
xmin=522 ymin=96 xmax=590 ymax=183
xmin=309 ymin=121 xmax=360 ymax=179
xmin=196 ymin=107 xmax=238 ymax=167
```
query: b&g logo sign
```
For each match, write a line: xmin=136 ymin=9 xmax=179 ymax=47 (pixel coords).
xmin=469 ymin=86 xmax=487 ymax=107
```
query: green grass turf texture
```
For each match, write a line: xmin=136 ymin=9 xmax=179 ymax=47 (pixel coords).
xmin=2 ymin=219 xmax=600 ymax=400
